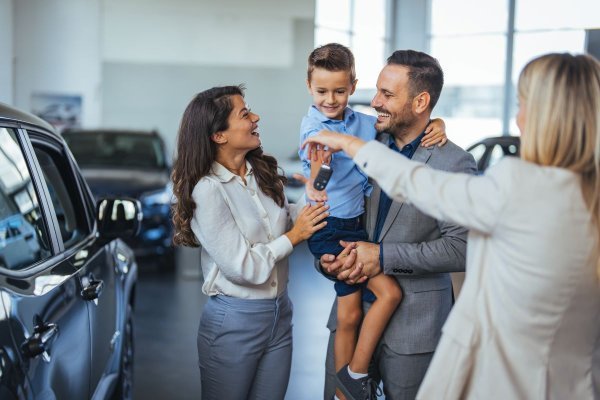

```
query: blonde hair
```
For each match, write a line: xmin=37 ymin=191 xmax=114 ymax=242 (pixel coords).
xmin=518 ymin=53 xmax=600 ymax=279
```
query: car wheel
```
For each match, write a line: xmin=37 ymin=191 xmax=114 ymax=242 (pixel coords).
xmin=112 ymin=304 xmax=134 ymax=400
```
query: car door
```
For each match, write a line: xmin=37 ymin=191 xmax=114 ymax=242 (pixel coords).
xmin=0 ymin=126 xmax=91 ymax=399
xmin=28 ymin=129 xmax=121 ymax=398
xmin=0 ymin=290 xmax=28 ymax=400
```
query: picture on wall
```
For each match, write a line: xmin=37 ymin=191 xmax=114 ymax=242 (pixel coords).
xmin=31 ymin=92 xmax=82 ymax=132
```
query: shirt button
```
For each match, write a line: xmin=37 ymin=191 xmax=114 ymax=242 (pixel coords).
xmin=248 ymin=189 xmax=256 ymax=196
xmin=271 ymin=282 xmax=276 ymax=287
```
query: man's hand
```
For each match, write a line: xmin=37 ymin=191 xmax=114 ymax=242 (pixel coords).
xmin=320 ymin=242 xmax=357 ymax=277
xmin=339 ymin=240 xmax=382 ymax=281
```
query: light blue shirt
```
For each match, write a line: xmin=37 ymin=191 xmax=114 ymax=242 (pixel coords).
xmin=299 ymin=105 xmax=376 ymax=218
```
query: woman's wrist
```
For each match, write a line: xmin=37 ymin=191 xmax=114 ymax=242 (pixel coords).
xmin=285 ymin=230 xmax=301 ymax=247
xmin=345 ymin=137 xmax=366 ymax=157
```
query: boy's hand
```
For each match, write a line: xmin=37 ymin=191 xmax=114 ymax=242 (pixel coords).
xmin=292 ymin=173 xmax=328 ymax=202
xmin=421 ymin=117 xmax=448 ymax=147
xmin=306 ymin=181 xmax=328 ymax=202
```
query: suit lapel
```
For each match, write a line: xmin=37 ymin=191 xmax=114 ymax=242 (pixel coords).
xmin=366 ymin=184 xmax=380 ymax=239
xmin=376 ymin=144 xmax=433 ymax=241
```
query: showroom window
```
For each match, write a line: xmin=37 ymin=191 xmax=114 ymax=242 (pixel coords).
xmin=429 ymin=0 xmax=600 ymax=149
xmin=314 ymin=0 xmax=390 ymax=89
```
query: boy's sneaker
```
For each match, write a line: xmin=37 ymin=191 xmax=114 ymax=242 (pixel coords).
xmin=335 ymin=364 xmax=381 ymax=400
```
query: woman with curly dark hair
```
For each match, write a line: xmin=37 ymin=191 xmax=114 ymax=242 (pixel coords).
xmin=171 ymin=85 xmax=328 ymax=400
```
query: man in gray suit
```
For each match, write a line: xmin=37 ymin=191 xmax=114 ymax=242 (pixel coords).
xmin=319 ymin=50 xmax=477 ymax=399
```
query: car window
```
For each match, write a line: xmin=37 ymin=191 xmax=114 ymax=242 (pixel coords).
xmin=0 ymin=128 xmax=52 ymax=270
xmin=488 ymin=144 xmax=505 ymax=168
xmin=467 ymin=143 xmax=486 ymax=164
xmin=32 ymin=142 xmax=90 ymax=249
xmin=63 ymin=131 xmax=165 ymax=169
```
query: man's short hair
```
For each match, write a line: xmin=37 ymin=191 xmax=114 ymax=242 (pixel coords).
xmin=387 ymin=50 xmax=444 ymax=110
xmin=307 ymin=43 xmax=356 ymax=83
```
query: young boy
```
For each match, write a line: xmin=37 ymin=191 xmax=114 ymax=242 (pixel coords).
xmin=299 ymin=43 xmax=446 ymax=400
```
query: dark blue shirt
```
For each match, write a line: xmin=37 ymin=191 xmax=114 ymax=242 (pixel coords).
xmin=373 ymin=132 xmax=425 ymax=267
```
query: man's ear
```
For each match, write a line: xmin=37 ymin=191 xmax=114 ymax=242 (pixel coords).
xmin=349 ymin=79 xmax=358 ymax=95
xmin=211 ymin=132 xmax=227 ymax=144
xmin=413 ymin=92 xmax=431 ymax=114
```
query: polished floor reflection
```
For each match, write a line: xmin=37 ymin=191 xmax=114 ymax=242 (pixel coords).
xmin=133 ymin=242 xmax=334 ymax=399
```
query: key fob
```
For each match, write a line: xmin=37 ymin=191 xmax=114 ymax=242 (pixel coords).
xmin=313 ymin=164 xmax=332 ymax=191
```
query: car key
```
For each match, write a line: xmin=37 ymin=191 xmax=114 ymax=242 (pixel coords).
xmin=313 ymin=164 xmax=333 ymax=191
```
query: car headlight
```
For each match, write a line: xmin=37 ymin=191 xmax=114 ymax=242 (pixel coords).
xmin=141 ymin=185 xmax=173 ymax=206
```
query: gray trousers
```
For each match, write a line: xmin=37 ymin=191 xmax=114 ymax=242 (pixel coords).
xmin=198 ymin=292 xmax=293 ymax=400
xmin=324 ymin=331 xmax=434 ymax=400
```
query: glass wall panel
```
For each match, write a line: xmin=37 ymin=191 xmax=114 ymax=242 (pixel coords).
xmin=431 ymin=0 xmax=508 ymax=35
xmin=516 ymin=0 xmax=600 ymax=31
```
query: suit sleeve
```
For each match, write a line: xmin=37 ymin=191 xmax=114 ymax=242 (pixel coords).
xmin=381 ymin=216 xmax=469 ymax=274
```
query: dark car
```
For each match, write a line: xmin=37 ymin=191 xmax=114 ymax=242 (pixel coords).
xmin=61 ymin=129 xmax=174 ymax=270
xmin=466 ymin=135 xmax=520 ymax=172
xmin=0 ymin=103 xmax=139 ymax=399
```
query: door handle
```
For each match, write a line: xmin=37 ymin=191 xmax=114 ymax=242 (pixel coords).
xmin=21 ymin=321 xmax=59 ymax=362
xmin=81 ymin=279 xmax=104 ymax=304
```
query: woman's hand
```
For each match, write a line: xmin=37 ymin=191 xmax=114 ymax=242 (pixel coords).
xmin=421 ymin=117 xmax=448 ymax=147
xmin=302 ymin=131 xmax=367 ymax=158
xmin=285 ymin=202 xmax=329 ymax=246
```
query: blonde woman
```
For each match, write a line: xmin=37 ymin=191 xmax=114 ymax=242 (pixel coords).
xmin=303 ymin=53 xmax=600 ymax=399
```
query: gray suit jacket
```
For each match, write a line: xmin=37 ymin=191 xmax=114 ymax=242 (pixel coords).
xmin=324 ymin=133 xmax=477 ymax=355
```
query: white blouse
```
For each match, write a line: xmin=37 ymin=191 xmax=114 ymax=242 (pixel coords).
xmin=191 ymin=161 xmax=297 ymax=299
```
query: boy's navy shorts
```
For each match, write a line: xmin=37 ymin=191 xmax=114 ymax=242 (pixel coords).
xmin=308 ymin=215 xmax=376 ymax=302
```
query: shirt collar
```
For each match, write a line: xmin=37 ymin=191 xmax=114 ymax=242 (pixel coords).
xmin=211 ymin=160 xmax=254 ymax=182
xmin=386 ymin=131 xmax=425 ymax=158
xmin=307 ymin=105 xmax=355 ymax=123
xmin=386 ymin=131 xmax=425 ymax=148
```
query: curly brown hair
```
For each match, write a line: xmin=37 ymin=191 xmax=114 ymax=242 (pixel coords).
xmin=171 ymin=85 xmax=287 ymax=247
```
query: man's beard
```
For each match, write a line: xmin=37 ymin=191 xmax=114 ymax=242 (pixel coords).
xmin=375 ymin=102 xmax=416 ymax=135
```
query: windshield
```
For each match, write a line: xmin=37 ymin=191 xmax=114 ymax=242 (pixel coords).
xmin=63 ymin=131 xmax=166 ymax=169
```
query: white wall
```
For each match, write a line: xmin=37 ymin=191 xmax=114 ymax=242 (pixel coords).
xmin=13 ymin=0 xmax=102 ymax=125
xmin=101 ymin=0 xmax=316 ymax=161
xmin=8 ymin=0 xmax=316 ymax=160
xmin=102 ymin=0 xmax=312 ymax=68
xmin=0 ymin=0 xmax=13 ymax=104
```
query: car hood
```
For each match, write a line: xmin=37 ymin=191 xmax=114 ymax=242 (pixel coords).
xmin=81 ymin=168 xmax=170 ymax=198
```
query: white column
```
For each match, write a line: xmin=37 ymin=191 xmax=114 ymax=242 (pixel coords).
xmin=13 ymin=0 xmax=102 ymax=126
xmin=0 ymin=0 xmax=13 ymax=104
xmin=390 ymin=0 xmax=430 ymax=53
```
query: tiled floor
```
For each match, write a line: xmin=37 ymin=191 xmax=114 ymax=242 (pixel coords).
xmin=133 ymin=242 xmax=335 ymax=399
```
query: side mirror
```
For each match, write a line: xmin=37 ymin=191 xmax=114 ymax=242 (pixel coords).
xmin=96 ymin=198 xmax=142 ymax=239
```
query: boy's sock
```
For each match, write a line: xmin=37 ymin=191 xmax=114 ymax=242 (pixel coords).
xmin=347 ymin=365 xmax=368 ymax=379
xmin=334 ymin=396 xmax=342 ymax=400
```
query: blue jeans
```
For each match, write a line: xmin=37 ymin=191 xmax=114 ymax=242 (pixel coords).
xmin=308 ymin=215 xmax=375 ymax=301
